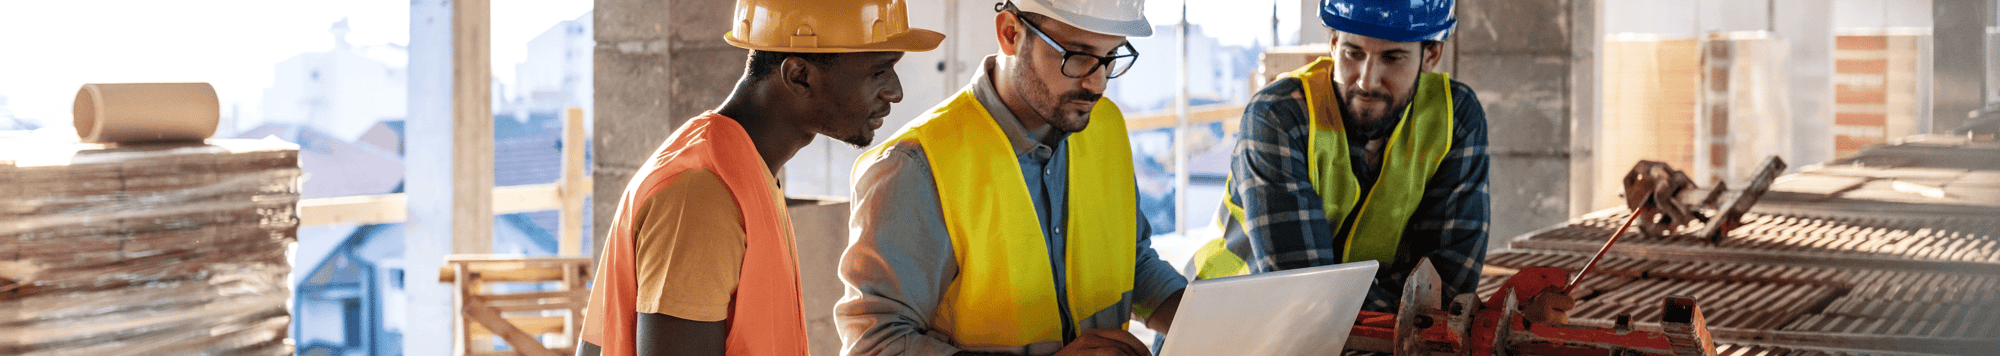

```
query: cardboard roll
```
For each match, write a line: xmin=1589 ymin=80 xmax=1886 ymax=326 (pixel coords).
xmin=72 ymin=82 xmax=219 ymax=143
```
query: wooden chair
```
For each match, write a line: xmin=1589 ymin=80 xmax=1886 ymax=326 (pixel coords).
xmin=440 ymin=255 xmax=591 ymax=356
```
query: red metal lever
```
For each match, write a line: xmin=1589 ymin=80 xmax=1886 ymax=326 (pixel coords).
xmin=1563 ymin=207 xmax=1645 ymax=295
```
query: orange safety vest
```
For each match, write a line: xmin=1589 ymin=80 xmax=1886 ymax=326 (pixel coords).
xmin=580 ymin=112 xmax=810 ymax=356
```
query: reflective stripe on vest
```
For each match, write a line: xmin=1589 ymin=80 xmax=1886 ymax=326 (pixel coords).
xmin=1197 ymin=57 xmax=1454 ymax=279
xmin=580 ymin=113 xmax=810 ymax=356
xmin=858 ymin=90 xmax=1138 ymax=347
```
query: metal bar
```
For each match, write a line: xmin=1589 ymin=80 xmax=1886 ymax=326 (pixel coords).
xmin=1567 ymin=207 xmax=1647 ymax=294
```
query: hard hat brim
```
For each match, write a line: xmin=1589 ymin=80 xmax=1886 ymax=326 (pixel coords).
xmin=1013 ymin=0 xmax=1153 ymax=38
xmin=723 ymin=28 xmax=945 ymax=53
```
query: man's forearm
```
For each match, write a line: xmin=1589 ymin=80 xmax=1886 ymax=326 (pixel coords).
xmin=1142 ymin=288 xmax=1185 ymax=335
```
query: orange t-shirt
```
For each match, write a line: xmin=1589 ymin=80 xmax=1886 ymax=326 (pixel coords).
xmin=582 ymin=112 xmax=808 ymax=356
xmin=633 ymin=168 xmax=747 ymax=322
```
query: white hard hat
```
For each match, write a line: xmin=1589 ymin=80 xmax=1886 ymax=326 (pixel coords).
xmin=1010 ymin=0 xmax=1152 ymax=37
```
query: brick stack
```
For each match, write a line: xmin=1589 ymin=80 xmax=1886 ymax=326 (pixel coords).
xmin=0 ymin=138 xmax=301 ymax=355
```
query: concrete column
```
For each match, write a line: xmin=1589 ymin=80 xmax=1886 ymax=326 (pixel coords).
xmin=1776 ymin=0 xmax=1836 ymax=167
xmin=590 ymin=0 xmax=744 ymax=254
xmin=1569 ymin=0 xmax=1603 ymax=220
xmin=1451 ymin=0 xmax=1585 ymax=246
xmin=402 ymin=0 xmax=494 ymax=354
xmin=1933 ymin=0 xmax=1993 ymax=132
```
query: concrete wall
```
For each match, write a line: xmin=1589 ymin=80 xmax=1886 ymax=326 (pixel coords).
xmin=1934 ymin=0 xmax=1994 ymax=132
xmin=1448 ymin=0 xmax=1597 ymax=245
xmin=590 ymin=0 xmax=743 ymax=251
xmin=779 ymin=0 xmax=980 ymax=198
xmin=1777 ymin=0 xmax=1837 ymax=172
xmin=787 ymin=199 xmax=852 ymax=356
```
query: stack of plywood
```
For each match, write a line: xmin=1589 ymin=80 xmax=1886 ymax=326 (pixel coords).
xmin=0 ymin=138 xmax=301 ymax=355
xmin=1598 ymin=36 xmax=1700 ymax=210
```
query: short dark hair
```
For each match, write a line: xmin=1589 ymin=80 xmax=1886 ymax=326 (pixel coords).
xmin=1329 ymin=29 xmax=1446 ymax=51
xmin=745 ymin=50 xmax=838 ymax=81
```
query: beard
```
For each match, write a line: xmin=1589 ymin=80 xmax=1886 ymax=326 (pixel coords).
xmin=1339 ymin=80 xmax=1418 ymax=140
xmin=1012 ymin=56 xmax=1102 ymax=133
xmin=832 ymin=131 xmax=873 ymax=148
xmin=814 ymin=109 xmax=880 ymax=148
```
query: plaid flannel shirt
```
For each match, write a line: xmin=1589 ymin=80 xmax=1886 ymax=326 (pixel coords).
xmin=1227 ymin=76 xmax=1490 ymax=312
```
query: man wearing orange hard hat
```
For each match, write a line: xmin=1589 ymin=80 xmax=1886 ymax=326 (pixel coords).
xmin=577 ymin=1 xmax=940 ymax=355
xmin=836 ymin=0 xmax=1185 ymax=355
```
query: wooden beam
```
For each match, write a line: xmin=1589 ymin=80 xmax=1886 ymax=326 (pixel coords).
xmin=560 ymin=107 xmax=590 ymax=256
xmin=299 ymin=193 xmax=409 ymax=226
xmin=299 ymin=184 xmax=563 ymax=227
xmin=451 ymin=0 xmax=494 ymax=255
xmin=454 ymin=264 xmax=474 ymax=356
xmin=1124 ymin=103 xmax=1247 ymax=132
xmin=463 ymin=295 xmax=558 ymax=356
xmin=494 ymin=183 xmax=561 ymax=214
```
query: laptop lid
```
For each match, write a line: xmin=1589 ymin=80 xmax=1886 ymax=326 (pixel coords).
xmin=1158 ymin=260 xmax=1379 ymax=356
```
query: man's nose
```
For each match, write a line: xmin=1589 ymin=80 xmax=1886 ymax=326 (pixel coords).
xmin=1356 ymin=59 xmax=1385 ymax=93
xmin=881 ymin=72 xmax=904 ymax=103
xmin=1078 ymin=66 xmax=1109 ymax=95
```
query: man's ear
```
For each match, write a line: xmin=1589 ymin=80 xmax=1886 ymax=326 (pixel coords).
xmin=780 ymin=55 xmax=815 ymax=97
xmin=1421 ymin=41 xmax=1445 ymax=72
xmin=995 ymin=11 xmax=1023 ymax=56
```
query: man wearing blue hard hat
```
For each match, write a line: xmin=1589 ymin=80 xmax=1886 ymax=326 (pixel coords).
xmin=1189 ymin=0 xmax=1491 ymax=314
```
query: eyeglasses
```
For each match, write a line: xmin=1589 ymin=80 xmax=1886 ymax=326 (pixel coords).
xmin=1016 ymin=15 xmax=1139 ymax=79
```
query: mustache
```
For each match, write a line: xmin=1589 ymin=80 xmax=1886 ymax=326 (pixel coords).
xmin=1347 ymin=89 xmax=1393 ymax=102
xmin=1063 ymin=90 xmax=1103 ymax=103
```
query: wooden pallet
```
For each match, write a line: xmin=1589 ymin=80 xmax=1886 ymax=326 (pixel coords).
xmin=440 ymin=255 xmax=591 ymax=356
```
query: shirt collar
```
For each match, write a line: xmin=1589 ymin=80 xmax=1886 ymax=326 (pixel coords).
xmin=971 ymin=55 xmax=1066 ymax=157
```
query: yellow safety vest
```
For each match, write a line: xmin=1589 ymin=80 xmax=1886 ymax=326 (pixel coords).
xmin=859 ymin=89 xmax=1138 ymax=347
xmin=1195 ymin=57 xmax=1455 ymax=280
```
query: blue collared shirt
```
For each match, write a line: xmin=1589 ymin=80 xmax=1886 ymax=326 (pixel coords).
xmin=835 ymin=55 xmax=1187 ymax=356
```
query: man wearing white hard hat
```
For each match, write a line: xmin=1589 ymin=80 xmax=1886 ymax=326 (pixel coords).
xmin=835 ymin=0 xmax=1185 ymax=355
xmin=1189 ymin=0 xmax=1491 ymax=316
xmin=576 ymin=0 xmax=940 ymax=355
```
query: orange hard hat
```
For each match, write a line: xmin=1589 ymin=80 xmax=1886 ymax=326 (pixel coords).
xmin=724 ymin=0 xmax=944 ymax=53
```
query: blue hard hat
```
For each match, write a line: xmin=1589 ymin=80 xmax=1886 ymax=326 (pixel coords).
xmin=1319 ymin=0 xmax=1456 ymax=43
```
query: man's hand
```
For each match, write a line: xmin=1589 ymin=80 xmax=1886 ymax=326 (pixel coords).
xmin=1051 ymin=329 xmax=1151 ymax=356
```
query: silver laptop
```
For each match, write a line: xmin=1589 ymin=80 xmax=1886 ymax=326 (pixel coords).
xmin=1159 ymin=260 xmax=1378 ymax=356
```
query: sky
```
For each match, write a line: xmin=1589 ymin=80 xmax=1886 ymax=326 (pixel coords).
xmin=1148 ymin=0 xmax=1302 ymax=47
xmin=0 ymin=0 xmax=1281 ymax=131
xmin=0 ymin=0 xmax=591 ymax=129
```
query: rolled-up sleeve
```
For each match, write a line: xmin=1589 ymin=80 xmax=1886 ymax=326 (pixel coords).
xmin=836 ymin=142 xmax=964 ymax=356
xmin=1231 ymin=79 xmax=1340 ymax=272
xmin=1130 ymin=207 xmax=1187 ymax=318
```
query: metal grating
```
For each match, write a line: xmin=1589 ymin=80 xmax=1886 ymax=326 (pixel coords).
xmin=1489 ymin=208 xmax=2000 ymax=354
xmin=1516 ymin=211 xmax=2000 ymax=266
